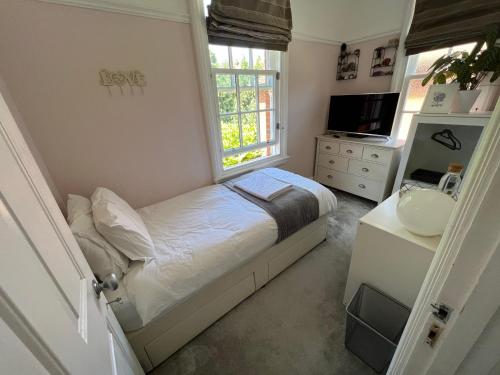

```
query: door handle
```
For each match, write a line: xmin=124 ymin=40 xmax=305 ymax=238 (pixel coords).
xmin=329 ymin=160 xmax=335 ymax=164
xmin=362 ymin=167 xmax=369 ymax=172
xmin=346 ymin=149 xmax=353 ymax=154
xmin=371 ymin=153 xmax=379 ymax=159
xmin=92 ymin=273 xmax=119 ymax=298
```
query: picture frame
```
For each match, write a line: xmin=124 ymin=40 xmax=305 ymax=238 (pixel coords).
xmin=420 ymin=83 xmax=459 ymax=114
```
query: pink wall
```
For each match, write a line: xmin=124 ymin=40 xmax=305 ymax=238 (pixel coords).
xmin=0 ymin=0 xmax=212 ymax=209
xmin=0 ymin=75 xmax=64 ymax=207
xmin=333 ymin=35 xmax=399 ymax=95
xmin=284 ymin=35 xmax=397 ymax=178
xmin=284 ymin=39 xmax=339 ymax=177
xmin=0 ymin=0 xmax=399 ymax=206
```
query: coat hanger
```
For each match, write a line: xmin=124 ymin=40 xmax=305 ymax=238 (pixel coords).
xmin=431 ymin=129 xmax=462 ymax=151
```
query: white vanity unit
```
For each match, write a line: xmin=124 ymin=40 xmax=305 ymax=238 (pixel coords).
xmin=344 ymin=192 xmax=439 ymax=308
xmin=314 ymin=134 xmax=404 ymax=202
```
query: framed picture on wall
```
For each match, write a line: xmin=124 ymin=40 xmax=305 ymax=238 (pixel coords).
xmin=421 ymin=83 xmax=459 ymax=114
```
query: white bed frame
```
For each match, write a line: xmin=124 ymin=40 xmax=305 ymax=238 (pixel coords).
xmin=126 ymin=215 xmax=328 ymax=371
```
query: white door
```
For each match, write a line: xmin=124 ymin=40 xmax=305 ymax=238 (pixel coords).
xmin=0 ymin=87 xmax=143 ymax=374
xmin=388 ymin=100 xmax=500 ymax=375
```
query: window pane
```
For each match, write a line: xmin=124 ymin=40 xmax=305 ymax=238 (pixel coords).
xmin=222 ymin=145 xmax=278 ymax=169
xmin=241 ymin=112 xmax=258 ymax=146
xmin=220 ymin=115 xmax=240 ymax=150
xmin=231 ymin=47 xmax=250 ymax=69
xmin=240 ymin=89 xmax=257 ymax=111
xmin=404 ymin=78 xmax=429 ymax=112
xmin=238 ymin=74 xmax=255 ymax=88
xmin=259 ymin=87 xmax=273 ymax=110
xmin=450 ymin=42 xmax=477 ymax=54
xmin=218 ymin=90 xmax=237 ymax=114
xmin=258 ymin=74 xmax=273 ymax=87
xmin=259 ymin=110 xmax=274 ymax=142
xmin=397 ymin=113 xmax=415 ymax=140
xmin=252 ymin=49 xmax=266 ymax=69
xmin=266 ymin=50 xmax=281 ymax=70
xmin=216 ymin=74 xmax=235 ymax=89
xmin=415 ymin=48 xmax=448 ymax=74
xmin=209 ymin=45 xmax=229 ymax=68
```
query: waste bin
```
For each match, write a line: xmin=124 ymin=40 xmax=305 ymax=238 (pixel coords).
xmin=345 ymin=284 xmax=411 ymax=373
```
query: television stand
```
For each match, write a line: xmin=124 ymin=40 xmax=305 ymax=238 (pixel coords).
xmin=346 ymin=133 xmax=369 ymax=138
xmin=334 ymin=132 xmax=391 ymax=142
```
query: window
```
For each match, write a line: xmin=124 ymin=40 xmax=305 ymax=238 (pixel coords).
xmin=395 ymin=43 xmax=478 ymax=140
xmin=209 ymin=45 xmax=283 ymax=170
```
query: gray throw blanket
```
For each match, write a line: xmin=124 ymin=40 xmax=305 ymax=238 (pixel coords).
xmin=224 ymin=177 xmax=319 ymax=243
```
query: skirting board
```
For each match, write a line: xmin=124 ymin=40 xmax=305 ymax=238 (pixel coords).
xmin=126 ymin=215 xmax=328 ymax=371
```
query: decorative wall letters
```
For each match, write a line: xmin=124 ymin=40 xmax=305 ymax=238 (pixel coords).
xmin=99 ymin=69 xmax=146 ymax=95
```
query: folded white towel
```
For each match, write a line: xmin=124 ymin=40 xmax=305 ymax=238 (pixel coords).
xmin=234 ymin=172 xmax=292 ymax=201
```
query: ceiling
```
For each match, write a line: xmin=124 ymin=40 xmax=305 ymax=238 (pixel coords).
xmin=291 ymin=0 xmax=408 ymax=44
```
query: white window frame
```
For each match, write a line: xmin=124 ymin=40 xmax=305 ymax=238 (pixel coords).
xmin=392 ymin=53 xmax=428 ymax=140
xmin=188 ymin=0 xmax=289 ymax=182
xmin=213 ymin=66 xmax=280 ymax=158
xmin=393 ymin=42 xmax=479 ymax=140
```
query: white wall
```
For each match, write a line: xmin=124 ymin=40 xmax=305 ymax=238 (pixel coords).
xmin=455 ymin=307 xmax=500 ymax=375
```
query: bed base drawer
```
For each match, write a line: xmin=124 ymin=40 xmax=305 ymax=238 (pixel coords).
xmin=269 ymin=222 xmax=327 ymax=279
xmin=144 ymin=274 xmax=256 ymax=367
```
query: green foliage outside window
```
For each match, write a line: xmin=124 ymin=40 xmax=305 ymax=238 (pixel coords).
xmin=211 ymin=49 xmax=269 ymax=168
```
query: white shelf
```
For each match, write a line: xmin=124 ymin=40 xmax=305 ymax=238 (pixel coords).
xmin=415 ymin=112 xmax=492 ymax=119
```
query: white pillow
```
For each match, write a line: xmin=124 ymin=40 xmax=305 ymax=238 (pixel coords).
xmin=67 ymin=194 xmax=91 ymax=225
xmin=67 ymin=195 xmax=129 ymax=280
xmin=91 ymin=187 xmax=156 ymax=260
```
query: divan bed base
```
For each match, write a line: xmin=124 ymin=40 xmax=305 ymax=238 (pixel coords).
xmin=126 ymin=215 xmax=329 ymax=371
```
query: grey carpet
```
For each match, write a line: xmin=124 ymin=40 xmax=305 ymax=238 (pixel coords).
xmin=151 ymin=190 xmax=376 ymax=375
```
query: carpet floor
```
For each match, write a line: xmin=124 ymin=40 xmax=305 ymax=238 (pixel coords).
xmin=151 ymin=190 xmax=377 ymax=375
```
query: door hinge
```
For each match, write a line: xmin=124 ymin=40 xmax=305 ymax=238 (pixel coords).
xmin=431 ymin=302 xmax=453 ymax=323
xmin=276 ymin=122 xmax=280 ymax=129
xmin=276 ymin=72 xmax=280 ymax=80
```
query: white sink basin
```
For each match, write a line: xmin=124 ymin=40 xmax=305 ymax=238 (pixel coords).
xmin=397 ymin=189 xmax=456 ymax=237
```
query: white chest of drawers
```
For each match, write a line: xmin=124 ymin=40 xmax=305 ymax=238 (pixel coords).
xmin=314 ymin=135 xmax=404 ymax=202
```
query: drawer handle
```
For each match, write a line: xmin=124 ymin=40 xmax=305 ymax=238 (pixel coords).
xmin=327 ymin=174 xmax=333 ymax=179
xmin=358 ymin=184 xmax=366 ymax=189
xmin=346 ymin=149 xmax=353 ymax=154
xmin=329 ymin=160 xmax=335 ymax=164
xmin=362 ymin=167 xmax=369 ymax=172
xmin=325 ymin=145 xmax=332 ymax=150
xmin=371 ymin=153 xmax=379 ymax=159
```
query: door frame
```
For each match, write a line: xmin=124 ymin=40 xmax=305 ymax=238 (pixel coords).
xmin=388 ymin=99 xmax=500 ymax=374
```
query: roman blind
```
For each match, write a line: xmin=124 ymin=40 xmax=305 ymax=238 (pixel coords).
xmin=206 ymin=0 xmax=293 ymax=52
xmin=405 ymin=0 xmax=500 ymax=56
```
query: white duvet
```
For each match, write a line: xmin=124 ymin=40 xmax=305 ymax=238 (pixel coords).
xmin=123 ymin=168 xmax=337 ymax=326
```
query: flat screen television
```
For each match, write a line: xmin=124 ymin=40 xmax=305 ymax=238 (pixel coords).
xmin=327 ymin=93 xmax=400 ymax=138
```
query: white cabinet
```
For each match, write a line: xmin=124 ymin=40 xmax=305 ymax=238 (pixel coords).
xmin=344 ymin=193 xmax=439 ymax=308
xmin=314 ymin=135 xmax=404 ymax=202
xmin=392 ymin=113 xmax=490 ymax=193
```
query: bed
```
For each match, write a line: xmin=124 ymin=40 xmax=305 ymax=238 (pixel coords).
xmin=102 ymin=168 xmax=337 ymax=371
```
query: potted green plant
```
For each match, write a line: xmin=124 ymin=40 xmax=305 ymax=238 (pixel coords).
xmin=422 ymin=28 xmax=500 ymax=113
